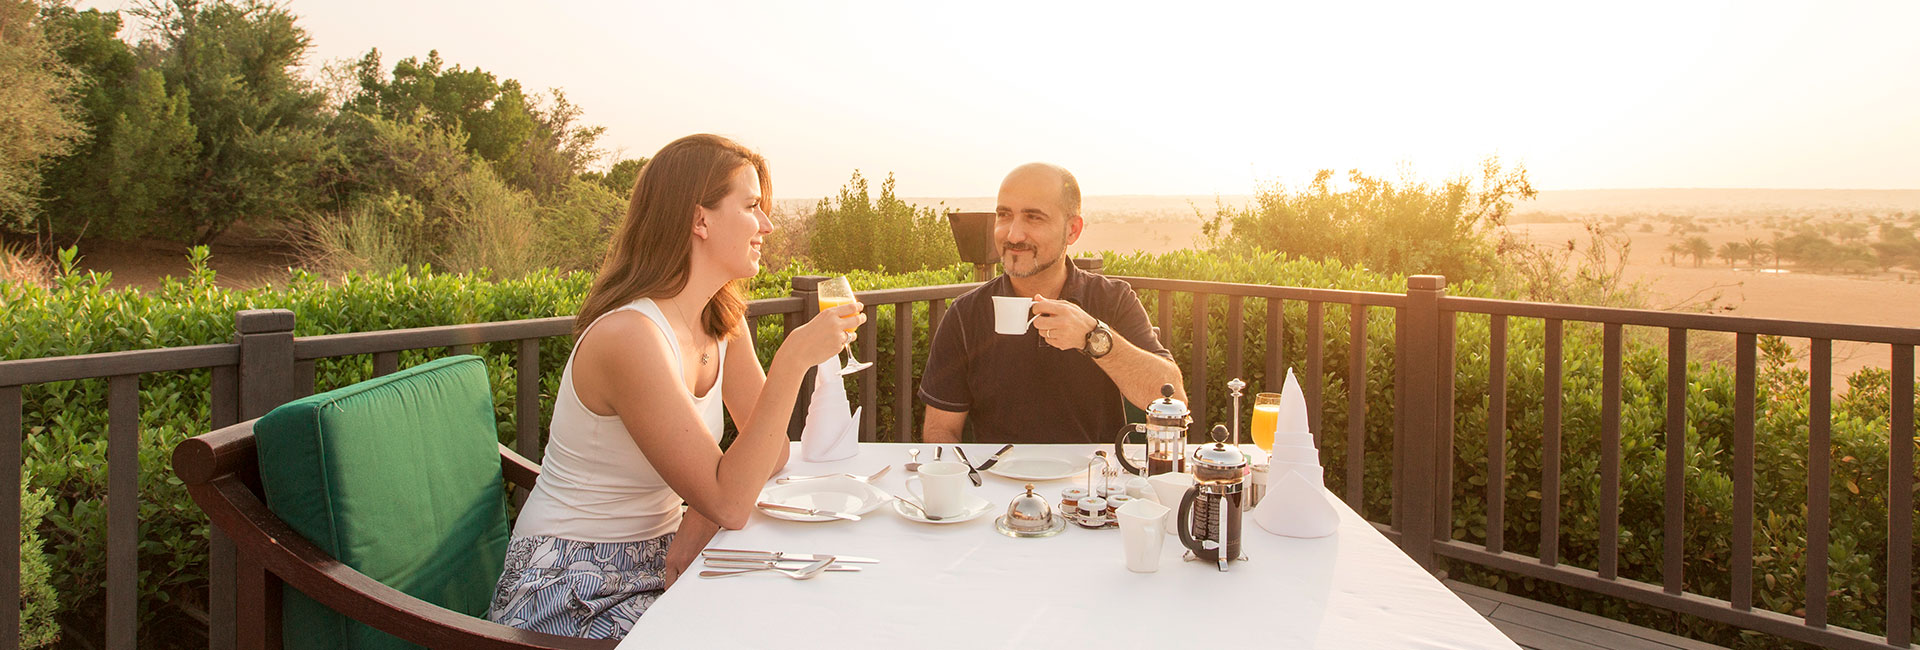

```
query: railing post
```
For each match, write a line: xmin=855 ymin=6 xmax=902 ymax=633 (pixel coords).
xmin=1397 ymin=275 xmax=1446 ymax=573
xmin=225 ymin=309 xmax=293 ymax=649
xmin=235 ymin=310 xmax=297 ymax=420
xmin=1072 ymin=256 xmax=1103 ymax=273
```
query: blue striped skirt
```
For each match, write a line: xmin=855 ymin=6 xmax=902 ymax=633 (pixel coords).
xmin=487 ymin=532 xmax=673 ymax=639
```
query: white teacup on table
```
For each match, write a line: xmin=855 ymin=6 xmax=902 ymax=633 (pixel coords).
xmin=905 ymin=460 xmax=972 ymax=518
xmin=991 ymin=296 xmax=1040 ymax=335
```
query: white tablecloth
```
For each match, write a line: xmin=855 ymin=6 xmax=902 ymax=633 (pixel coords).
xmin=619 ymin=443 xmax=1518 ymax=649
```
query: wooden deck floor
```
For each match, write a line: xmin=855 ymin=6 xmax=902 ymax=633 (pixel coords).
xmin=1448 ymin=580 xmax=1729 ymax=650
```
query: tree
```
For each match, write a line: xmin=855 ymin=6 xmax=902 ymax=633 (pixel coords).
xmin=340 ymin=49 xmax=604 ymax=197
xmin=581 ymin=157 xmax=647 ymax=200
xmin=1684 ymin=235 xmax=1712 ymax=267
xmin=1664 ymin=242 xmax=1686 ymax=266
xmin=1201 ymin=157 xmax=1536 ymax=282
xmin=0 ymin=0 xmax=87 ymax=232
xmin=37 ymin=6 xmax=198 ymax=241
xmin=128 ymin=0 xmax=333 ymax=243
xmin=1717 ymin=241 xmax=1748 ymax=267
xmin=806 ymin=171 xmax=959 ymax=273
xmin=1743 ymin=237 xmax=1771 ymax=268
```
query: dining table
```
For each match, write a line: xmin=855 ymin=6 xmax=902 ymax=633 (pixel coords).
xmin=618 ymin=442 xmax=1520 ymax=649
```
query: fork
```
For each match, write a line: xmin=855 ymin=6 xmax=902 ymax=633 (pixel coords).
xmin=776 ymin=465 xmax=892 ymax=484
xmin=697 ymin=557 xmax=835 ymax=579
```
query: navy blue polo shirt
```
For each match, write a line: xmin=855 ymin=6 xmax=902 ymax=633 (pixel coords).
xmin=918 ymin=264 xmax=1172 ymax=443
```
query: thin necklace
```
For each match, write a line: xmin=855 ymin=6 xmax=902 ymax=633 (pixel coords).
xmin=670 ymin=297 xmax=712 ymax=366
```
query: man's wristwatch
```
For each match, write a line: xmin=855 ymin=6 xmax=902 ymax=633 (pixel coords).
xmin=1082 ymin=321 xmax=1114 ymax=359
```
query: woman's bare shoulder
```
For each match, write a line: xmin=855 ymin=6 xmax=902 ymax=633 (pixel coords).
xmin=575 ymin=310 xmax=672 ymax=372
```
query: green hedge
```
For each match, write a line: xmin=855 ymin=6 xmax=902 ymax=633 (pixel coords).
xmin=2 ymin=247 xmax=1913 ymax=648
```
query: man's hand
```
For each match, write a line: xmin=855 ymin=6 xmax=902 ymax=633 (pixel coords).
xmin=1030 ymin=295 xmax=1097 ymax=352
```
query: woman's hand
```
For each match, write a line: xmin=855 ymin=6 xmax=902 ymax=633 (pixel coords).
xmin=779 ymin=302 xmax=865 ymax=369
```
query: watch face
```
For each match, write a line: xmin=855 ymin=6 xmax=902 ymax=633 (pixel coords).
xmin=1087 ymin=328 xmax=1114 ymax=357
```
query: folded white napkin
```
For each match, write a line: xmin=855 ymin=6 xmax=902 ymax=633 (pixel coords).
xmin=1254 ymin=469 xmax=1339 ymax=538
xmin=799 ymin=357 xmax=860 ymax=462
xmin=1275 ymin=368 xmax=1311 ymax=437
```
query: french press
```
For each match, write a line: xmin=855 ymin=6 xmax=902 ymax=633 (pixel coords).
xmin=1114 ymin=384 xmax=1189 ymax=476
xmin=1177 ymin=425 xmax=1248 ymax=571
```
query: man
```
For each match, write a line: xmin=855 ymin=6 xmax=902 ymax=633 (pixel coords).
xmin=919 ymin=163 xmax=1185 ymax=444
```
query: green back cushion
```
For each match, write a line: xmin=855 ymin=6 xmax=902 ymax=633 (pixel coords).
xmin=255 ymin=355 xmax=509 ymax=650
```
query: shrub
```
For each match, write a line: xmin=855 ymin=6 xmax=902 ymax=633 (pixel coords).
xmin=1 ymin=246 xmax=1911 ymax=648
xmin=19 ymin=470 xmax=60 ymax=649
xmin=802 ymin=171 xmax=959 ymax=273
xmin=1199 ymin=158 xmax=1536 ymax=283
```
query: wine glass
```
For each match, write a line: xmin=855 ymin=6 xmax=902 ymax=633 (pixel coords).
xmin=816 ymin=277 xmax=872 ymax=375
xmin=1250 ymin=393 xmax=1281 ymax=451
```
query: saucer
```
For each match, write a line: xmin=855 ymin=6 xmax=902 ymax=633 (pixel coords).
xmin=994 ymin=513 xmax=1068 ymax=538
xmin=891 ymin=493 xmax=993 ymax=524
xmin=756 ymin=477 xmax=889 ymax=522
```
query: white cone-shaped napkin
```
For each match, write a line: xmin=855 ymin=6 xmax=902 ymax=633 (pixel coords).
xmin=1253 ymin=368 xmax=1335 ymax=537
xmin=1254 ymin=470 xmax=1339 ymax=538
xmin=799 ymin=357 xmax=860 ymax=462
xmin=1274 ymin=369 xmax=1311 ymax=439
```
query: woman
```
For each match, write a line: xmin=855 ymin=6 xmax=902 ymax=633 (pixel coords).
xmin=488 ymin=134 xmax=861 ymax=639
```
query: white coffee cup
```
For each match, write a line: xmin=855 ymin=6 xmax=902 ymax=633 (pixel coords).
xmin=1117 ymin=499 xmax=1171 ymax=572
xmin=991 ymin=296 xmax=1038 ymax=335
xmin=905 ymin=461 xmax=971 ymax=518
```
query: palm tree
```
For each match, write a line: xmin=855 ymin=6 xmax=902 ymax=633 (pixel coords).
xmin=1744 ymin=237 xmax=1771 ymax=268
xmin=1665 ymin=242 xmax=1687 ymax=266
xmin=1718 ymin=241 xmax=1749 ymax=266
xmin=1685 ymin=236 xmax=1713 ymax=267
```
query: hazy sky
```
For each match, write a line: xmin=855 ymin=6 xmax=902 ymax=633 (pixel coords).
xmin=82 ymin=0 xmax=1920 ymax=198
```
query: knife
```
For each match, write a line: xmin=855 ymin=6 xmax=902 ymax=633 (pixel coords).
xmin=756 ymin=501 xmax=861 ymax=521
xmin=973 ymin=444 xmax=1016 ymax=472
xmin=702 ymin=559 xmax=865 ymax=572
xmin=952 ymin=446 xmax=983 ymax=487
xmin=703 ymin=549 xmax=880 ymax=564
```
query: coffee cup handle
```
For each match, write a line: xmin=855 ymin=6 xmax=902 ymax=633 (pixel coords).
xmin=904 ymin=475 xmax=924 ymax=502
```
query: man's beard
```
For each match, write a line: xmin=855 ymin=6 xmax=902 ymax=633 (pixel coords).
xmin=1002 ymin=245 xmax=1061 ymax=279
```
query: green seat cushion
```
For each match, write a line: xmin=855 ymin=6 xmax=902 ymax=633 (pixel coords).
xmin=255 ymin=355 xmax=509 ymax=650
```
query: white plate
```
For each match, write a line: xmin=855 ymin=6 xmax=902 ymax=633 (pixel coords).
xmin=756 ymin=477 xmax=889 ymax=522
xmin=986 ymin=453 xmax=1084 ymax=481
xmin=891 ymin=493 xmax=993 ymax=524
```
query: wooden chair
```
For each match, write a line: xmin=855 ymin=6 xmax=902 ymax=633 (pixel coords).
xmin=172 ymin=356 xmax=615 ymax=650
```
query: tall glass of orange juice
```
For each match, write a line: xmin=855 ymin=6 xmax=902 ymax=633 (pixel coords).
xmin=818 ymin=277 xmax=872 ymax=375
xmin=1251 ymin=392 xmax=1281 ymax=451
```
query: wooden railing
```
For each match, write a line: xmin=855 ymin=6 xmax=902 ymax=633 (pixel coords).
xmin=1 ymin=263 xmax=1913 ymax=649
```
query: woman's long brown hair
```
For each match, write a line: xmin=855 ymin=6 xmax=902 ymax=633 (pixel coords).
xmin=573 ymin=134 xmax=771 ymax=339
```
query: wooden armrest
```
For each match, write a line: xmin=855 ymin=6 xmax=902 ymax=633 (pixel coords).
xmin=499 ymin=444 xmax=542 ymax=489
xmin=190 ymin=475 xmax=613 ymax=650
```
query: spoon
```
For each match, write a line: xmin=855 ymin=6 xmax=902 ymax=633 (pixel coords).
xmin=906 ymin=448 xmax=921 ymax=472
xmin=891 ymin=495 xmax=943 ymax=521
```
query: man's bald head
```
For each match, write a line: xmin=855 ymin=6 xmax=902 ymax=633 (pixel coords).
xmin=1002 ymin=162 xmax=1081 ymax=219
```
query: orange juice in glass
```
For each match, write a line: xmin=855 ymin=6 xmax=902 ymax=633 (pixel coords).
xmin=817 ymin=277 xmax=871 ymax=375
xmin=1250 ymin=392 xmax=1281 ymax=450
xmin=817 ymin=296 xmax=858 ymax=332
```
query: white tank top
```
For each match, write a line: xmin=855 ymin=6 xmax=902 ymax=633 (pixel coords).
xmin=513 ymin=298 xmax=727 ymax=542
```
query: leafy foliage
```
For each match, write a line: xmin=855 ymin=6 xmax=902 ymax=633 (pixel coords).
xmin=802 ymin=171 xmax=960 ymax=273
xmin=0 ymin=0 xmax=87 ymax=231
xmin=1200 ymin=158 xmax=1536 ymax=282
xmin=4 ymin=247 xmax=1912 ymax=648
xmin=340 ymin=49 xmax=605 ymax=197
xmin=35 ymin=6 xmax=198 ymax=241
